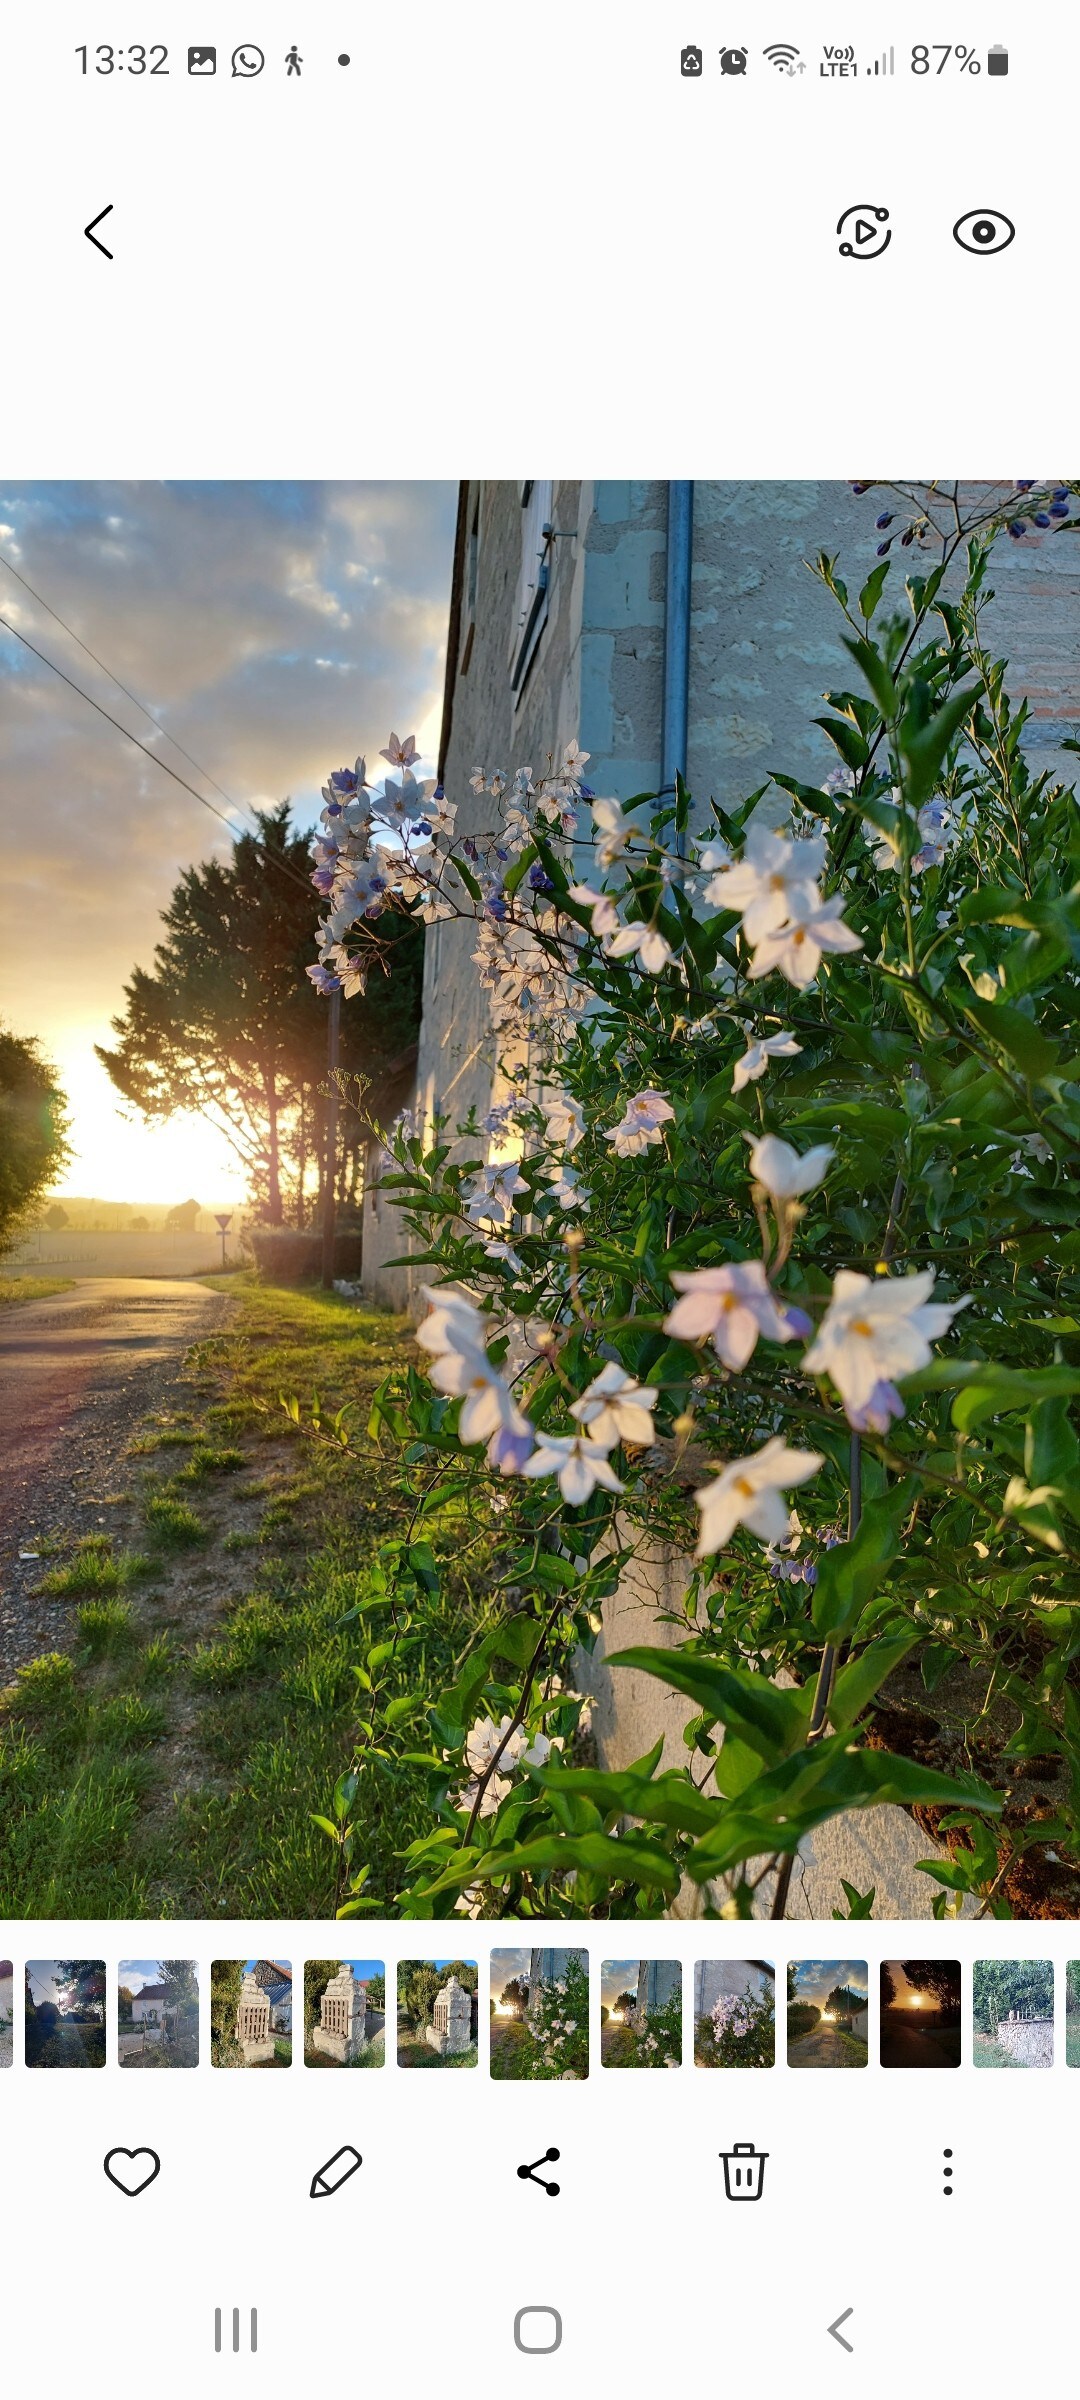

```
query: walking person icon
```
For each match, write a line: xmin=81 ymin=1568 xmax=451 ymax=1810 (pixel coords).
xmin=285 ymin=45 xmax=302 ymax=75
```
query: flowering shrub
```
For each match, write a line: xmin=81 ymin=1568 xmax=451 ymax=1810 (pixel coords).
xmin=301 ymin=486 xmax=1080 ymax=1921
xmin=603 ymin=1985 xmax=683 ymax=2069
xmin=695 ymin=1985 xmax=776 ymax=2068
xmin=510 ymin=1954 xmax=590 ymax=2080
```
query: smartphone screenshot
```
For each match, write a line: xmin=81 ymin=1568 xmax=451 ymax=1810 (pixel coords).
xmin=1 ymin=2 xmax=1076 ymax=2389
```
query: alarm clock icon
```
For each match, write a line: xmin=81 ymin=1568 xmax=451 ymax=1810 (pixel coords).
xmin=720 ymin=46 xmax=748 ymax=73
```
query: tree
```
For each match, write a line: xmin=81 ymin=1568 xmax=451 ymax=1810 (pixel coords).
xmin=401 ymin=1963 xmax=440 ymax=2030
xmin=210 ymin=1959 xmax=243 ymax=2064
xmin=0 ymin=1027 xmax=70 ymax=1254
xmin=118 ymin=1986 xmax=134 ymax=2023
xmin=880 ymin=1963 xmax=898 ymax=2011
xmin=901 ymin=1962 xmax=962 ymax=2020
xmin=364 ymin=1972 xmax=385 ymax=2009
xmin=159 ymin=1960 xmax=199 ymax=2010
xmin=305 ymin=1959 xmax=340 ymax=2040
xmin=55 ymin=1960 xmax=106 ymax=2019
xmin=616 ymin=1990 xmax=637 ymax=2021
xmin=97 ymin=805 xmax=423 ymax=1226
xmin=973 ymin=1957 xmax=1053 ymax=2033
xmin=500 ymin=1976 xmax=529 ymax=2018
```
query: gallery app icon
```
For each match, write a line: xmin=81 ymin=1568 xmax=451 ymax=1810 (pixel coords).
xmin=836 ymin=203 xmax=891 ymax=258
xmin=187 ymin=45 xmax=217 ymax=73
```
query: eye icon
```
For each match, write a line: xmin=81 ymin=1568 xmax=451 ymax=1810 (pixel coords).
xmin=953 ymin=209 xmax=1015 ymax=255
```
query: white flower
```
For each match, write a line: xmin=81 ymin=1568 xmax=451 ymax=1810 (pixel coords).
xmin=426 ymin=1342 xmax=520 ymax=1445
xmin=732 ymin=1030 xmax=803 ymax=1092
xmin=544 ymin=1095 xmax=586 ymax=1154
xmin=605 ymin=920 xmax=674 ymax=975
xmin=416 ymin=1286 xmax=486 ymax=1356
xmin=591 ymin=796 xmax=637 ymax=869
xmin=463 ymin=1162 xmax=530 ymax=1226
xmin=605 ymin=1089 xmax=675 ymax=1158
xmin=570 ymin=1364 xmax=658 ymax=1447
xmin=748 ymin=1134 xmax=834 ymax=1203
xmin=522 ymin=1434 xmax=626 ymax=1505
xmin=664 ymin=1259 xmax=808 ymax=1370
xmin=380 ymin=731 xmax=421 ymax=771
xmin=801 ymin=1267 xmax=970 ymax=1419
xmin=703 ymin=825 xmax=826 ymax=939
xmin=747 ymin=892 xmax=863 ymax=989
xmin=562 ymin=741 xmax=590 ymax=781
xmin=694 ymin=1436 xmax=824 ymax=1559
xmin=568 ymin=881 xmax=620 ymax=941
xmin=484 ymin=1239 xmax=526 ymax=1274
xmin=543 ymin=1163 xmax=589 ymax=1213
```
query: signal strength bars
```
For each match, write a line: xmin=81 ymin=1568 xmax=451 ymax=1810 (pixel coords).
xmin=868 ymin=46 xmax=895 ymax=73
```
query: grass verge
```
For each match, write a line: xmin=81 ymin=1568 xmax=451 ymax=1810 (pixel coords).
xmin=0 ymin=1275 xmax=472 ymax=1918
xmin=0 ymin=1277 xmax=75 ymax=1307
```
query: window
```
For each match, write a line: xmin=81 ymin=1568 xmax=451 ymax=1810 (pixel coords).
xmin=509 ymin=479 xmax=553 ymax=696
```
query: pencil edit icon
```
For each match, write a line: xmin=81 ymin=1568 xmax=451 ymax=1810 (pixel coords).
xmin=309 ymin=2143 xmax=362 ymax=2198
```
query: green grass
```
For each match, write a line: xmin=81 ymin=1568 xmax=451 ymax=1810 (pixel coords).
xmin=0 ymin=1276 xmax=75 ymax=1307
xmin=36 ymin=1536 xmax=150 ymax=1599
xmin=173 ymin=1445 xmax=245 ymax=1483
xmin=0 ymin=1277 xmax=473 ymax=1918
xmin=397 ymin=2038 xmax=478 ymax=2069
xmin=143 ymin=1495 xmax=207 ymax=1550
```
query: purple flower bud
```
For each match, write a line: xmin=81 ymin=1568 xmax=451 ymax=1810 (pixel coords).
xmin=1008 ymin=521 xmax=1027 ymax=538
xmin=1015 ymin=480 xmax=1036 ymax=491
xmin=488 ymin=1422 xmax=535 ymax=1475
xmin=1034 ymin=512 xmax=1051 ymax=528
xmin=329 ymin=767 xmax=358 ymax=794
xmin=782 ymin=1305 xmax=814 ymax=1341
xmin=579 ymin=784 xmax=595 ymax=800
xmin=529 ymin=863 xmax=555 ymax=892
xmin=876 ymin=539 xmax=892 ymax=556
xmin=846 ymin=1379 xmax=905 ymax=1434
xmin=1050 ymin=500 xmax=1070 ymax=518
xmin=851 ymin=482 xmax=872 ymax=494
xmin=875 ymin=512 xmax=894 ymax=529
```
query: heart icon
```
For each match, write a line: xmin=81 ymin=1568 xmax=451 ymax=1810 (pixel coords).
xmin=104 ymin=2146 xmax=161 ymax=2197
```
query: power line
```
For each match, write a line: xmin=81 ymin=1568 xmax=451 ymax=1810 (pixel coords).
xmin=0 ymin=548 xmax=253 ymax=825
xmin=0 ymin=612 xmax=320 ymax=904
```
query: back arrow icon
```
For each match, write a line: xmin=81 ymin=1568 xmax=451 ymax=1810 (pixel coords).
xmin=85 ymin=204 xmax=114 ymax=258
xmin=827 ymin=2309 xmax=854 ymax=2353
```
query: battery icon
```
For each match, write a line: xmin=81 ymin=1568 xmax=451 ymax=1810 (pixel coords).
xmin=987 ymin=44 xmax=1008 ymax=73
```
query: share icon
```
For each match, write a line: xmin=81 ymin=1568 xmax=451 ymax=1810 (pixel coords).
xmin=517 ymin=2146 xmax=561 ymax=2197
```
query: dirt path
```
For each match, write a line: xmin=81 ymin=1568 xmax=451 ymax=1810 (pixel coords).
xmin=788 ymin=2025 xmax=867 ymax=2068
xmin=0 ymin=1277 xmax=233 ymax=1680
xmin=881 ymin=2018 xmax=961 ymax=2067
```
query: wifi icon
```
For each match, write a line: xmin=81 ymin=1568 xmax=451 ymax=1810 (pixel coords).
xmin=763 ymin=41 xmax=801 ymax=70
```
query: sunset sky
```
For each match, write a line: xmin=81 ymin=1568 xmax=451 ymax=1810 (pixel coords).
xmin=790 ymin=1960 xmax=869 ymax=2009
xmin=0 ymin=481 xmax=456 ymax=1203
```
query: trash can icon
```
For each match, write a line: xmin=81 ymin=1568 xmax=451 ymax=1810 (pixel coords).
xmin=720 ymin=2142 xmax=768 ymax=2201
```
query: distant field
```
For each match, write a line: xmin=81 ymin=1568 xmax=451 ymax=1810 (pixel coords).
xmin=0 ymin=1277 xmax=74 ymax=1307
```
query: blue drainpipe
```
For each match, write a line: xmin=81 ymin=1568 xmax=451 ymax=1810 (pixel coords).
xmin=661 ymin=481 xmax=694 ymax=851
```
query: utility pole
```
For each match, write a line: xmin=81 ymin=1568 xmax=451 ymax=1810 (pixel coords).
xmin=320 ymin=985 xmax=341 ymax=1289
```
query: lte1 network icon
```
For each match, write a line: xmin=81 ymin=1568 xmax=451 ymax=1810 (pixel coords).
xmin=187 ymin=45 xmax=217 ymax=73
xmin=681 ymin=45 xmax=703 ymax=75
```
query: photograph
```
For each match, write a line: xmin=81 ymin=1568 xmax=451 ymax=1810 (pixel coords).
xmin=397 ymin=1960 xmax=478 ymax=2067
xmin=693 ymin=1960 xmax=775 ymax=2068
xmin=0 ymin=1960 xmax=11 ymax=2068
xmin=490 ymin=1948 xmax=589 ymax=2081
xmin=880 ymin=1961 xmax=962 ymax=2069
xmin=2 ymin=479 xmax=1080 ymax=1926
xmin=211 ymin=1959 xmax=292 ymax=2068
xmin=1068 ymin=1964 xmax=1080 ymax=2067
xmin=304 ymin=1960 xmax=385 ymax=2066
xmin=118 ymin=1958 xmax=199 ymax=2067
xmin=25 ymin=1960 xmax=105 ymax=2068
xmin=787 ymin=1962 xmax=869 ymax=2068
xmin=600 ymin=1960 xmax=682 ymax=2068
xmin=972 ymin=1960 xmax=1053 ymax=2068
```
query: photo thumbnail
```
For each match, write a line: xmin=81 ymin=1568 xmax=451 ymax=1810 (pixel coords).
xmin=2 ymin=479 xmax=1079 ymax=1928
xmin=1069 ymin=1964 xmax=1080 ymax=2066
xmin=693 ymin=1960 xmax=775 ymax=2067
xmin=397 ymin=1961 xmax=478 ymax=2067
xmin=600 ymin=1960 xmax=681 ymax=2067
xmin=880 ymin=1962 xmax=961 ymax=2068
xmin=211 ymin=1959 xmax=292 ymax=2068
xmin=973 ymin=1960 xmax=1053 ymax=2068
xmin=304 ymin=1960 xmax=385 ymax=2066
xmin=787 ymin=1962 xmax=868 ymax=2068
xmin=0 ymin=1960 xmax=12 ymax=2068
xmin=490 ymin=1949 xmax=589 ymax=2080
xmin=118 ymin=1959 xmax=199 ymax=2067
xmin=25 ymin=1960 xmax=105 ymax=2068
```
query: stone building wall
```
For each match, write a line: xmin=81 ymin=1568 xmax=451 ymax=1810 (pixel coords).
xmin=996 ymin=2014 xmax=1053 ymax=2068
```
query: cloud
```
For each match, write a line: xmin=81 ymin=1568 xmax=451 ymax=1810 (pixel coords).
xmin=0 ymin=481 xmax=457 ymax=1194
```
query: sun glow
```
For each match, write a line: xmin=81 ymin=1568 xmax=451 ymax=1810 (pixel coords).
xmin=52 ymin=1040 xmax=248 ymax=1209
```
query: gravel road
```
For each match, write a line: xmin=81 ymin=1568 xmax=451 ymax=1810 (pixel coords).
xmin=0 ymin=1277 xmax=233 ymax=1682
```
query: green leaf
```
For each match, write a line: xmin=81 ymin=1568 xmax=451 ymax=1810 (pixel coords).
xmin=310 ymin=1814 xmax=342 ymax=1843
xmin=899 ymin=680 xmax=981 ymax=808
xmin=681 ymin=1741 xmax=1001 ymax=1880
xmin=858 ymin=561 xmax=890 ymax=622
xmin=811 ymin=1480 xmax=918 ymax=1640
xmin=828 ymin=1634 xmax=916 ymax=1732
xmin=814 ymin=714 xmax=869 ymax=772
xmin=843 ymin=634 xmax=898 ymax=720
xmin=963 ymin=998 xmax=1059 ymax=1082
xmin=608 ymin=1648 xmax=812 ymax=1762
